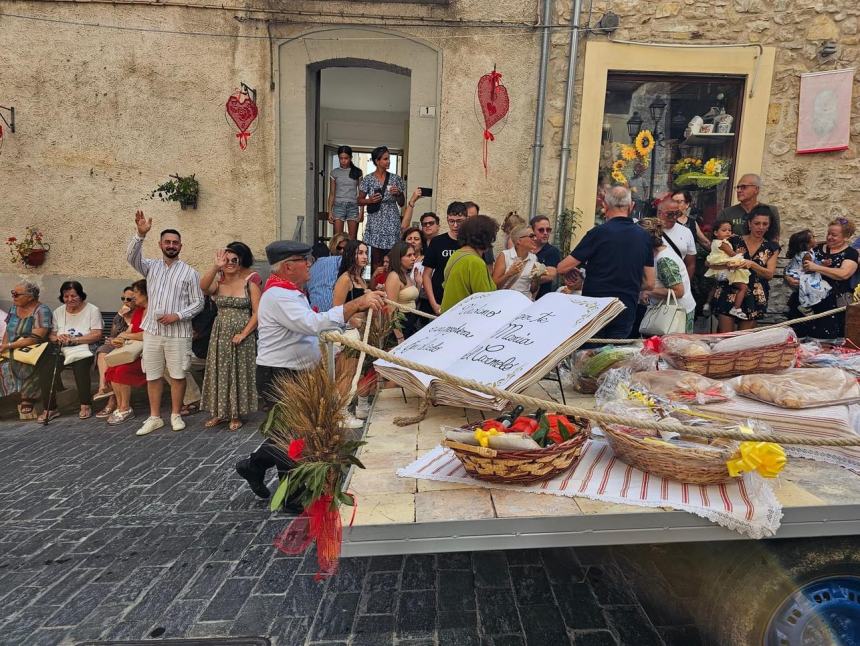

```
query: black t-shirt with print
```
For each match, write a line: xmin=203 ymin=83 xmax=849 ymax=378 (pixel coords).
xmin=423 ymin=234 xmax=462 ymax=304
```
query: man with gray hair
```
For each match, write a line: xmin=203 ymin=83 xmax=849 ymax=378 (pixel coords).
xmin=719 ymin=173 xmax=781 ymax=242
xmin=557 ymin=186 xmax=655 ymax=339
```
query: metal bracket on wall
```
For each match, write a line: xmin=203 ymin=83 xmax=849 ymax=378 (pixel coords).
xmin=240 ymin=83 xmax=257 ymax=105
xmin=0 ymin=106 xmax=15 ymax=133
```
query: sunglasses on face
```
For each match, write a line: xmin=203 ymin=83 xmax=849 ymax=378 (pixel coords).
xmin=121 ymin=297 xmax=135 ymax=302
xmin=336 ymin=244 xmax=346 ymax=251
xmin=224 ymin=258 xmax=240 ymax=265
xmin=421 ymin=221 xmax=435 ymax=227
xmin=520 ymin=233 xmax=537 ymax=239
xmin=10 ymin=291 xmax=26 ymax=297
xmin=735 ymin=184 xmax=757 ymax=190
xmin=536 ymin=227 xmax=552 ymax=233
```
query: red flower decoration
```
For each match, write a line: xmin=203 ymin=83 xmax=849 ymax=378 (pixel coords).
xmin=7 ymin=237 xmax=16 ymax=243
xmin=288 ymin=439 xmax=305 ymax=460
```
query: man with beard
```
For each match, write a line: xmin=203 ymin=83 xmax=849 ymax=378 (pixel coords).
xmin=128 ymin=210 xmax=204 ymax=436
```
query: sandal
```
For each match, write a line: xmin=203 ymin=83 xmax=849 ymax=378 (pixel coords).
xmin=79 ymin=405 xmax=92 ymax=420
xmin=18 ymin=401 xmax=38 ymax=421
xmin=204 ymin=417 xmax=226 ymax=428
xmin=96 ymin=399 xmax=117 ymax=419
xmin=180 ymin=401 xmax=201 ymax=416
xmin=37 ymin=410 xmax=60 ymax=424
xmin=229 ymin=419 xmax=244 ymax=432
xmin=93 ymin=389 xmax=113 ymax=401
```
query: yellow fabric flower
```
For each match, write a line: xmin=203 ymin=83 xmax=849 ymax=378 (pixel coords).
xmin=474 ymin=428 xmax=500 ymax=448
xmin=726 ymin=442 xmax=787 ymax=479
xmin=635 ymin=130 xmax=655 ymax=157
xmin=703 ymin=159 xmax=718 ymax=176
xmin=621 ymin=144 xmax=638 ymax=161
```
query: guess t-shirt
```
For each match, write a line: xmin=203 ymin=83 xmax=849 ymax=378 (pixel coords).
xmin=422 ymin=234 xmax=462 ymax=304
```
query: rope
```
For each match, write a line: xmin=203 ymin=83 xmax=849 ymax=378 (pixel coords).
xmin=383 ymin=298 xmax=436 ymax=320
xmin=346 ymin=310 xmax=373 ymax=403
xmin=319 ymin=329 xmax=860 ymax=447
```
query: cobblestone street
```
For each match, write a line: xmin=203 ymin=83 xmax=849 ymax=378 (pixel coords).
xmin=0 ymin=407 xmax=707 ymax=645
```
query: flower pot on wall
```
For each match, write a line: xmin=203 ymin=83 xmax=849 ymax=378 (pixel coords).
xmin=179 ymin=197 xmax=198 ymax=210
xmin=24 ymin=249 xmax=47 ymax=267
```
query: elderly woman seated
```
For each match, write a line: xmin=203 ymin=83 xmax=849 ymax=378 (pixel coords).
xmin=36 ymin=281 xmax=103 ymax=423
xmin=0 ymin=281 xmax=53 ymax=420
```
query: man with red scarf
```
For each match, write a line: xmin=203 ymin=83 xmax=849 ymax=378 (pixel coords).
xmin=236 ymin=240 xmax=383 ymax=501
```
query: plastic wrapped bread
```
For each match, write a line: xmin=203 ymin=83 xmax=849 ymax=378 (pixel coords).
xmin=734 ymin=368 xmax=860 ymax=408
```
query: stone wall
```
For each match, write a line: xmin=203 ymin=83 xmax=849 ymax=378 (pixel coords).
xmin=541 ymin=0 xmax=860 ymax=239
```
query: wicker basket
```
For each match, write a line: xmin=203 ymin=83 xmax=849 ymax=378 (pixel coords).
xmin=663 ymin=333 xmax=798 ymax=379
xmin=602 ymin=424 xmax=738 ymax=485
xmin=442 ymin=422 xmax=587 ymax=485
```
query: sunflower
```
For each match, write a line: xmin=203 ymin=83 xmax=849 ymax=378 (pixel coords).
xmin=703 ymin=158 xmax=718 ymax=176
xmin=611 ymin=170 xmax=628 ymax=185
xmin=635 ymin=130 xmax=656 ymax=157
xmin=620 ymin=144 xmax=638 ymax=161
xmin=612 ymin=159 xmax=626 ymax=172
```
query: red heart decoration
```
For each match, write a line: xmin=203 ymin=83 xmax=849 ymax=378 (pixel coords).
xmin=226 ymin=95 xmax=258 ymax=133
xmin=477 ymin=73 xmax=509 ymax=131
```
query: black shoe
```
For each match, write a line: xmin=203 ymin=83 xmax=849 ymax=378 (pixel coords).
xmin=282 ymin=499 xmax=304 ymax=515
xmin=235 ymin=459 xmax=271 ymax=499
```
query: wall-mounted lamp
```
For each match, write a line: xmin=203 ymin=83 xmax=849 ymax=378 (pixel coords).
xmin=819 ymin=40 xmax=838 ymax=59
xmin=0 ymin=106 xmax=15 ymax=133
xmin=626 ymin=111 xmax=643 ymax=141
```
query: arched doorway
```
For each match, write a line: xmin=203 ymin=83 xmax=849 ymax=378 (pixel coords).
xmin=277 ymin=28 xmax=441 ymax=244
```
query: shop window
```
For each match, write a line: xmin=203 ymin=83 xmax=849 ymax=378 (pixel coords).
xmin=597 ymin=73 xmax=745 ymax=234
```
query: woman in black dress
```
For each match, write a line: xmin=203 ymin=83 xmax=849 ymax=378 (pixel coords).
xmin=802 ymin=217 xmax=859 ymax=339
xmin=710 ymin=211 xmax=780 ymax=333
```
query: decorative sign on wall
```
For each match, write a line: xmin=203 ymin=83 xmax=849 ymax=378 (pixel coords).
xmin=797 ymin=68 xmax=855 ymax=154
xmin=226 ymin=84 xmax=258 ymax=150
xmin=476 ymin=66 xmax=509 ymax=176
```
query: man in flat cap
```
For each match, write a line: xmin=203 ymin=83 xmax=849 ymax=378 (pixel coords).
xmin=235 ymin=240 xmax=384 ymax=501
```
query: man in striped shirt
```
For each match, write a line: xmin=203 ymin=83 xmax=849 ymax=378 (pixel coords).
xmin=128 ymin=210 xmax=204 ymax=436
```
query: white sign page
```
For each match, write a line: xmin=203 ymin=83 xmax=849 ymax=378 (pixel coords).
xmin=374 ymin=290 xmax=531 ymax=387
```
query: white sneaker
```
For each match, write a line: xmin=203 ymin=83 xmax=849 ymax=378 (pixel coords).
xmin=171 ymin=413 xmax=186 ymax=431
xmin=341 ymin=411 xmax=365 ymax=429
xmin=136 ymin=416 xmax=164 ymax=436
xmin=728 ymin=307 xmax=748 ymax=320
xmin=355 ymin=396 xmax=371 ymax=420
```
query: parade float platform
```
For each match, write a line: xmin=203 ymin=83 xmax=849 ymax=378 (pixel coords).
xmin=339 ymin=382 xmax=860 ymax=557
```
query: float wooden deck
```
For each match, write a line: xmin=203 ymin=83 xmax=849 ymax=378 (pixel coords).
xmin=341 ymin=382 xmax=860 ymax=557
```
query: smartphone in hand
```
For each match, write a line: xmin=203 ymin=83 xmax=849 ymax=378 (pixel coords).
xmin=418 ymin=187 xmax=433 ymax=197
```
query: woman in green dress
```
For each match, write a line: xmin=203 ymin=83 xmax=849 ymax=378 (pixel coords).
xmin=200 ymin=242 xmax=260 ymax=431
xmin=0 ymin=281 xmax=53 ymax=419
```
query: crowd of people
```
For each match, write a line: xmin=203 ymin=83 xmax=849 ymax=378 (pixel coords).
xmin=2 ymin=160 xmax=856 ymax=444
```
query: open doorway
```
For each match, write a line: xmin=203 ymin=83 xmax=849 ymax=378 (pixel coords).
xmin=314 ymin=65 xmax=411 ymax=243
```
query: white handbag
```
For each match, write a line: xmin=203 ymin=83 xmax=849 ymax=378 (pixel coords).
xmin=639 ymin=290 xmax=687 ymax=336
xmin=105 ymin=340 xmax=144 ymax=367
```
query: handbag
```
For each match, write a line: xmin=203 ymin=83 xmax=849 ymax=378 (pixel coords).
xmin=0 ymin=342 xmax=49 ymax=366
xmin=639 ymin=290 xmax=687 ymax=336
xmin=365 ymin=172 xmax=390 ymax=214
xmin=61 ymin=343 xmax=93 ymax=365
xmin=105 ymin=340 xmax=144 ymax=367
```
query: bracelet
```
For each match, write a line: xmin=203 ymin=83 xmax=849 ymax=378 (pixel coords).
xmin=408 ymin=202 xmax=416 ymax=208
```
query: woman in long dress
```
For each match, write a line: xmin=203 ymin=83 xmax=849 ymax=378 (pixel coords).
xmin=200 ymin=244 xmax=260 ymax=431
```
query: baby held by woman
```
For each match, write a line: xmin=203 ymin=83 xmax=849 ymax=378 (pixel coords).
xmin=705 ymin=220 xmax=751 ymax=320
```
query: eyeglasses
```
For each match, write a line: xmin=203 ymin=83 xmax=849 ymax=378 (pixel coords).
xmin=536 ymin=227 xmax=552 ymax=233
xmin=285 ymin=255 xmax=311 ymax=264
xmin=10 ymin=291 xmax=26 ymax=297
xmin=520 ymin=233 xmax=537 ymax=239
xmin=121 ymin=297 xmax=135 ymax=302
xmin=735 ymin=184 xmax=758 ymax=190
xmin=447 ymin=217 xmax=465 ymax=223
xmin=224 ymin=258 xmax=240 ymax=265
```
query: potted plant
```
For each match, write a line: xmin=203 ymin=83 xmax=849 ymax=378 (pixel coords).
xmin=6 ymin=226 xmax=51 ymax=268
xmin=151 ymin=174 xmax=199 ymax=210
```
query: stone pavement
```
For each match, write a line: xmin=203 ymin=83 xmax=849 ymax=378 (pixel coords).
xmin=0 ymin=405 xmax=705 ymax=646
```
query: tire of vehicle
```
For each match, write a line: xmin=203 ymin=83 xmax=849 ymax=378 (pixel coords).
xmin=698 ymin=537 xmax=860 ymax=645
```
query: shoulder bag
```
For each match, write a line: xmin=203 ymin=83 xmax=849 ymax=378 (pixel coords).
xmin=104 ymin=340 xmax=144 ymax=367
xmin=57 ymin=308 xmax=94 ymax=365
xmin=639 ymin=289 xmax=687 ymax=336
xmin=365 ymin=172 xmax=390 ymax=215
xmin=1 ymin=342 xmax=49 ymax=366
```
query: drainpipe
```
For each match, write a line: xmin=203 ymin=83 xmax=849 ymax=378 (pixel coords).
xmin=528 ymin=0 xmax=553 ymax=218
xmin=554 ymin=0 xmax=585 ymax=222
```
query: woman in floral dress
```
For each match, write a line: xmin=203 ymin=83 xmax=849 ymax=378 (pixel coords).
xmin=200 ymin=244 xmax=260 ymax=431
xmin=710 ymin=211 xmax=780 ymax=332
xmin=358 ymin=145 xmax=405 ymax=272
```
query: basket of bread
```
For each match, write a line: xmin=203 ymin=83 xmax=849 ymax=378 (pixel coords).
xmin=660 ymin=327 xmax=798 ymax=379
xmin=442 ymin=406 xmax=587 ymax=485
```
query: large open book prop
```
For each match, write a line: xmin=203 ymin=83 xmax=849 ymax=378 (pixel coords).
xmin=374 ymin=290 xmax=625 ymax=410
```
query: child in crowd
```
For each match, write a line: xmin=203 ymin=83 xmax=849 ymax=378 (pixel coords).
xmin=371 ymin=255 xmax=390 ymax=290
xmin=785 ymin=229 xmax=831 ymax=314
xmin=557 ymin=268 xmax=584 ymax=296
xmin=704 ymin=219 xmax=751 ymax=319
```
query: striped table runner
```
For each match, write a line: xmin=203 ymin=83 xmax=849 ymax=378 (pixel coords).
xmin=397 ymin=440 xmax=782 ymax=539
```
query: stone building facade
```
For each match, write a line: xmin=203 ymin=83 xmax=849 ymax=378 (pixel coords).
xmin=1 ymin=0 xmax=858 ymax=305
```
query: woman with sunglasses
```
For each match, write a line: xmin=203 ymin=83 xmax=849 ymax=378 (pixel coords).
xmin=492 ymin=225 xmax=543 ymax=299
xmin=199 ymin=243 xmax=261 ymax=431
xmin=0 ymin=282 xmax=52 ymax=420
xmin=93 ymin=286 xmax=137 ymax=417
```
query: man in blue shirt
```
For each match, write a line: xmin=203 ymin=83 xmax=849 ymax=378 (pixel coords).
xmin=530 ymin=215 xmax=561 ymax=299
xmin=557 ymin=186 xmax=655 ymax=339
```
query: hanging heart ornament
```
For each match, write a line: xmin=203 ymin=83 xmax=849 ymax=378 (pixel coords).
xmin=226 ymin=92 xmax=259 ymax=150
xmin=476 ymin=69 xmax=510 ymax=176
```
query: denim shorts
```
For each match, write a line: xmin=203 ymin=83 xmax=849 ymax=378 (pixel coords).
xmin=332 ymin=202 xmax=359 ymax=221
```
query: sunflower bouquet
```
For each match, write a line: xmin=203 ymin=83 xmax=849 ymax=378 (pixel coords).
xmin=609 ymin=130 xmax=656 ymax=186
xmin=673 ymin=156 xmax=731 ymax=189
xmin=263 ymin=363 xmax=367 ymax=579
